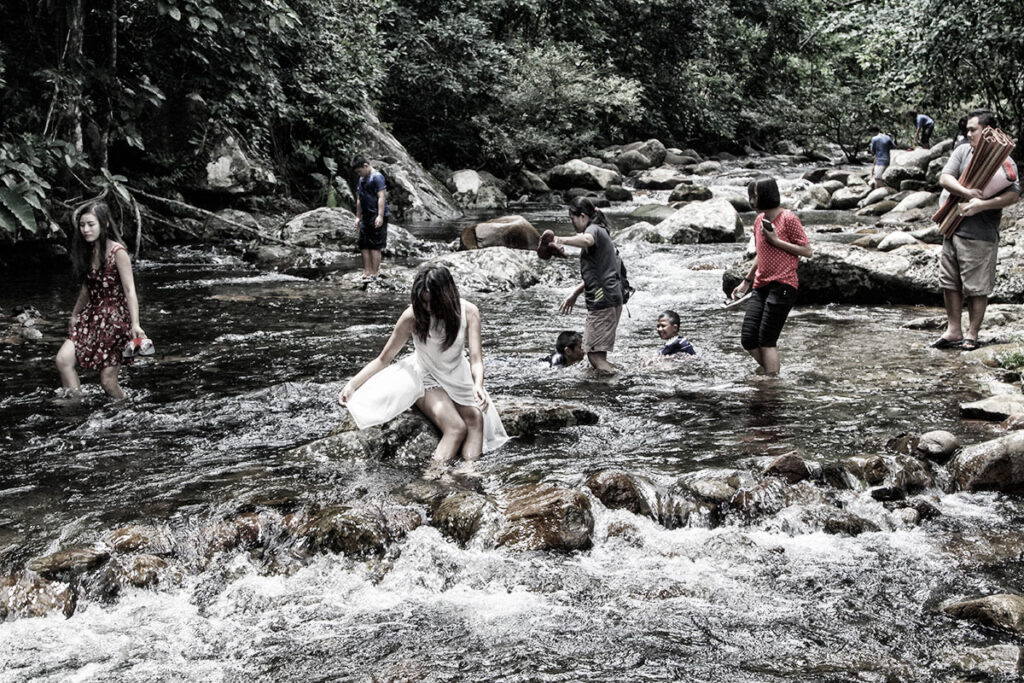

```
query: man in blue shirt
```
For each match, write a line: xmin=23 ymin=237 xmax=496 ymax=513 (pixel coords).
xmin=910 ymin=111 xmax=935 ymax=148
xmin=868 ymin=127 xmax=897 ymax=188
xmin=351 ymin=156 xmax=389 ymax=279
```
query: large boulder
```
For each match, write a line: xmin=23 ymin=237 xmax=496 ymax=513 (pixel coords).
xmin=459 ymin=215 xmax=540 ymax=251
xmin=547 ymin=159 xmax=622 ymax=190
xmin=497 ymin=483 xmax=594 ymax=551
xmin=795 ymin=184 xmax=832 ymax=210
xmin=882 ymin=165 xmax=926 ymax=187
xmin=829 ymin=185 xmax=872 ymax=210
xmin=432 ymin=247 xmax=573 ymax=292
xmin=278 ymin=207 xmax=421 ymax=255
xmin=633 ymin=167 xmax=690 ymax=190
xmin=890 ymin=147 xmax=936 ymax=170
xmin=202 ymin=209 xmax=274 ymax=241
xmin=625 ymin=204 xmax=677 ymax=225
xmin=197 ymin=134 xmax=277 ymax=194
xmin=26 ymin=545 xmax=110 ymax=580
xmin=960 ymin=394 xmax=1024 ymax=421
xmin=668 ymin=184 xmax=713 ymax=203
xmin=433 ymin=490 xmax=499 ymax=546
xmin=357 ymin=104 xmax=461 ymax=221
xmin=645 ymin=199 xmax=743 ymax=244
xmin=947 ymin=431 xmax=1024 ymax=492
xmin=446 ymin=170 xmax=508 ymax=211
xmin=891 ymin=191 xmax=938 ymax=213
xmin=916 ymin=430 xmax=960 ymax=463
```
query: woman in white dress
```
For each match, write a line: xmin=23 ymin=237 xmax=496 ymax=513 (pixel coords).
xmin=338 ymin=265 xmax=508 ymax=472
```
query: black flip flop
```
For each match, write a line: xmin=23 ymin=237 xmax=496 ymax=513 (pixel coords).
xmin=929 ymin=337 xmax=963 ymax=349
xmin=962 ymin=338 xmax=984 ymax=351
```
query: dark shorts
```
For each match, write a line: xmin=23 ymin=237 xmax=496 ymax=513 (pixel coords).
xmin=920 ymin=123 xmax=934 ymax=147
xmin=741 ymin=282 xmax=796 ymax=350
xmin=358 ymin=214 xmax=388 ymax=250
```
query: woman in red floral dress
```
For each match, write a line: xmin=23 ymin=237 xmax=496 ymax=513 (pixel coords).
xmin=55 ymin=201 xmax=145 ymax=399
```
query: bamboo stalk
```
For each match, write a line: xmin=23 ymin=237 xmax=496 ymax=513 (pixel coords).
xmin=932 ymin=127 xmax=1016 ymax=237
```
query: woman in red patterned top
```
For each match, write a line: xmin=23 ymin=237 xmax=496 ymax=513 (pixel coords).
xmin=55 ymin=201 xmax=146 ymax=399
xmin=730 ymin=176 xmax=812 ymax=375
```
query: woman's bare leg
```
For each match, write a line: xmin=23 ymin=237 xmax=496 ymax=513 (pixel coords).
xmin=415 ymin=388 xmax=467 ymax=476
xmin=99 ymin=366 xmax=124 ymax=399
xmin=56 ymin=340 xmax=81 ymax=393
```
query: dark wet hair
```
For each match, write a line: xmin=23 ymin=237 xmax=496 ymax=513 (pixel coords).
xmin=555 ymin=330 xmax=582 ymax=354
xmin=658 ymin=310 xmax=680 ymax=328
xmin=967 ymin=109 xmax=997 ymax=129
xmin=70 ymin=201 xmax=119 ymax=283
xmin=411 ymin=264 xmax=461 ymax=350
xmin=350 ymin=156 xmax=369 ymax=169
xmin=568 ymin=196 xmax=611 ymax=229
xmin=751 ymin=176 xmax=781 ymax=211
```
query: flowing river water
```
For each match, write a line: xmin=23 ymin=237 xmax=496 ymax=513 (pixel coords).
xmin=1 ymin=192 xmax=1022 ymax=681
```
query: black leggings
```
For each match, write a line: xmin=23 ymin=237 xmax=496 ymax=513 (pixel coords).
xmin=741 ymin=283 xmax=796 ymax=350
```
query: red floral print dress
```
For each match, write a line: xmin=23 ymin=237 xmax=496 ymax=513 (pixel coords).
xmin=70 ymin=244 xmax=133 ymax=369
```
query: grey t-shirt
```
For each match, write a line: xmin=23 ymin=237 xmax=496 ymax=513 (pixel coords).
xmin=580 ymin=224 xmax=622 ymax=310
xmin=941 ymin=143 xmax=1021 ymax=242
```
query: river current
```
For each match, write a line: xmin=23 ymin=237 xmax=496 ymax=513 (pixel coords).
xmin=1 ymin=197 xmax=1021 ymax=681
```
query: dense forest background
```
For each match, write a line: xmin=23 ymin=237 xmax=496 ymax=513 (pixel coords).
xmin=0 ymin=0 xmax=1021 ymax=239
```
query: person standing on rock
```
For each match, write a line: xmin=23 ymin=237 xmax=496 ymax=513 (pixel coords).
xmin=351 ymin=156 xmax=389 ymax=280
xmin=730 ymin=177 xmax=812 ymax=375
xmin=554 ymin=197 xmax=623 ymax=373
xmin=909 ymin=110 xmax=935 ymax=148
xmin=338 ymin=264 xmax=508 ymax=478
xmin=931 ymin=109 xmax=1021 ymax=351
xmin=868 ymin=126 xmax=897 ymax=188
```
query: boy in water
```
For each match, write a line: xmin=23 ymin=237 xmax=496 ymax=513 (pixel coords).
xmin=656 ymin=310 xmax=696 ymax=357
xmin=543 ymin=331 xmax=584 ymax=367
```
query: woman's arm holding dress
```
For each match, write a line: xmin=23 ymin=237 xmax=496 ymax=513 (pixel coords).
xmin=338 ymin=307 xmax=414 ymax=404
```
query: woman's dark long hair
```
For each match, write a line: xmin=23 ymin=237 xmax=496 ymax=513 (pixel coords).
xmin=69 ymin=201 xmax=118 ymax=283
xmin=411 ymin=265 xmax=461 ymax=350
xmin=568 ymin=196 xmax=612 ymax=230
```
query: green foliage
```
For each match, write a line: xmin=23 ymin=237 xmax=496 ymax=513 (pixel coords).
xmin=474 ymin=43 xmax=642 ymax=172
xmin=0 ymin=138 xmax=73 ymax=236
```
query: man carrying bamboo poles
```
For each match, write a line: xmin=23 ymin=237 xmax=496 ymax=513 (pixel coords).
xmin=930 ymin=109 xmax=1020 ymax=350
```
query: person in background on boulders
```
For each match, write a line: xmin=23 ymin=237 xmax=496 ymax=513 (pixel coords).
xmin=656 ymin=310 xmax=696 ymax=357
xmin=554 ymin=197 xmax=623 ymax=373
xmin=351 ymin=156 xmax=389 ymax=280
xmin=731 ymin=177 xmax=812 ymax=376
xmin=909 ymin=110 xmax=935 ymax=148
xmin=56 ymin=201 xmax=146 ymax=399
xmin=868 ymin=126 xmax=897 ymax=188
xmin=543 ymin=330 xmax=584 ymax=367
xmin=338 ymin=264 xmax=508 ymax=478
xmin=953 ymin=117 xmax=969 ymax=148
xmin=931 ymin=109 xmax=1021 ymax=351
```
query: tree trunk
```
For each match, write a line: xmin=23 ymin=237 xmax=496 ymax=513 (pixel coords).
xmin=62 ymin=0 xmax=85 ymax=156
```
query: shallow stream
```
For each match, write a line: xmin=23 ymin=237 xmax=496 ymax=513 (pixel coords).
xmin=1 ymin=195 xmax=1022 ymax=681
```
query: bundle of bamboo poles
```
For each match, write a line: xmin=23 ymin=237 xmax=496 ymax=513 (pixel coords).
xmin=932 ymin=127 xmax=1016 ymax=237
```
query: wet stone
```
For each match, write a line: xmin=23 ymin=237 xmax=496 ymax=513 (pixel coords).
xmin=943 ymin=594 xmax=1024 ymax=633
xmin=296 ymin=505 xmax=389 ymax=557
xmin=763 ymin=451 xmax=810 ymax=484
xmin=916 ymin=430 xmax=959 ymax=463
xmin=433 ymin=490 xmax=497 ymax=546
xmin=905 ymin=495 xmax=942 ymax=520
xmin=885 ymin=432 xmax=919 ymax=455
xmin=497 ymin=483 xmax=594 ymax=552
xmin=107 ymin=524 xmax=176 ymax=555
xmin=948 ymin=431 xmax=1024 ymax=493
xmin=26 ymin=544 xmax=110 ymax=580
xmin=0 ymin=572 xmax=76 ymax=620
xmin=870 ymin=486 xmax=906 ymax=502
xmin=585 ymin=469 xmax=654 ymax=518
xmin=943 ymin=644 xmax=1023 ymax=677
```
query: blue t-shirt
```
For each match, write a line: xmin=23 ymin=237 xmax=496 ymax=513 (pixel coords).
xmin=916 ymin=114 xmax=933 ymax=129
xmin=869 ymin=134 xmax=896 ymax=165
xmin=357 ymin=171 xmax=389 ymax=217
xmin=660 ymin=337 xmax=696 ymax=357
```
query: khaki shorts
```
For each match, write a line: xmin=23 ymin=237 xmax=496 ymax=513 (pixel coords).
xmin=583 ymin=305 xmax=622 ymax=353
xmin=939 ymin=235 xmax=998 ymax=297
xmin=873 ymin=164 xmax=888 ymax=179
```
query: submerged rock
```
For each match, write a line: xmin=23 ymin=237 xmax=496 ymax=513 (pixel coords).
xmin=0 ymin=572 xmax=76 ymax=620
xmin=107 ymin=525 xmax=176 ymax=555
xmin=431 ymin=247 xmax=572 ymax=292
xmin=944 ymin=594 xmax=1024 ymax=633
xmin=497 ymin=483 xmax=594 ymax=551
xmin=26 ymin=544 xmax=110 ymax=580
xmin=295 ymin=503 xmax=421 ymax=558
xmin=763 ymin=452 xmax=810 ymax=484
xmin=433 ymin=490 xmax=498 ymax=546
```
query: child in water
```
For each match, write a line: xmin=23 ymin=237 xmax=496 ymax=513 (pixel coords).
xmin=543 ymin=331 xmax=584 ymax=367
xmin=656 ymin=310 xmax=696 ymax=357
xmin=55 ymin=201 xmax=145 ymax=399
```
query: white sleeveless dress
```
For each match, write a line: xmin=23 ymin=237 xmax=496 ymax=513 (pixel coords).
xmin=345 ymin=300 xmax=509 ymax=453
